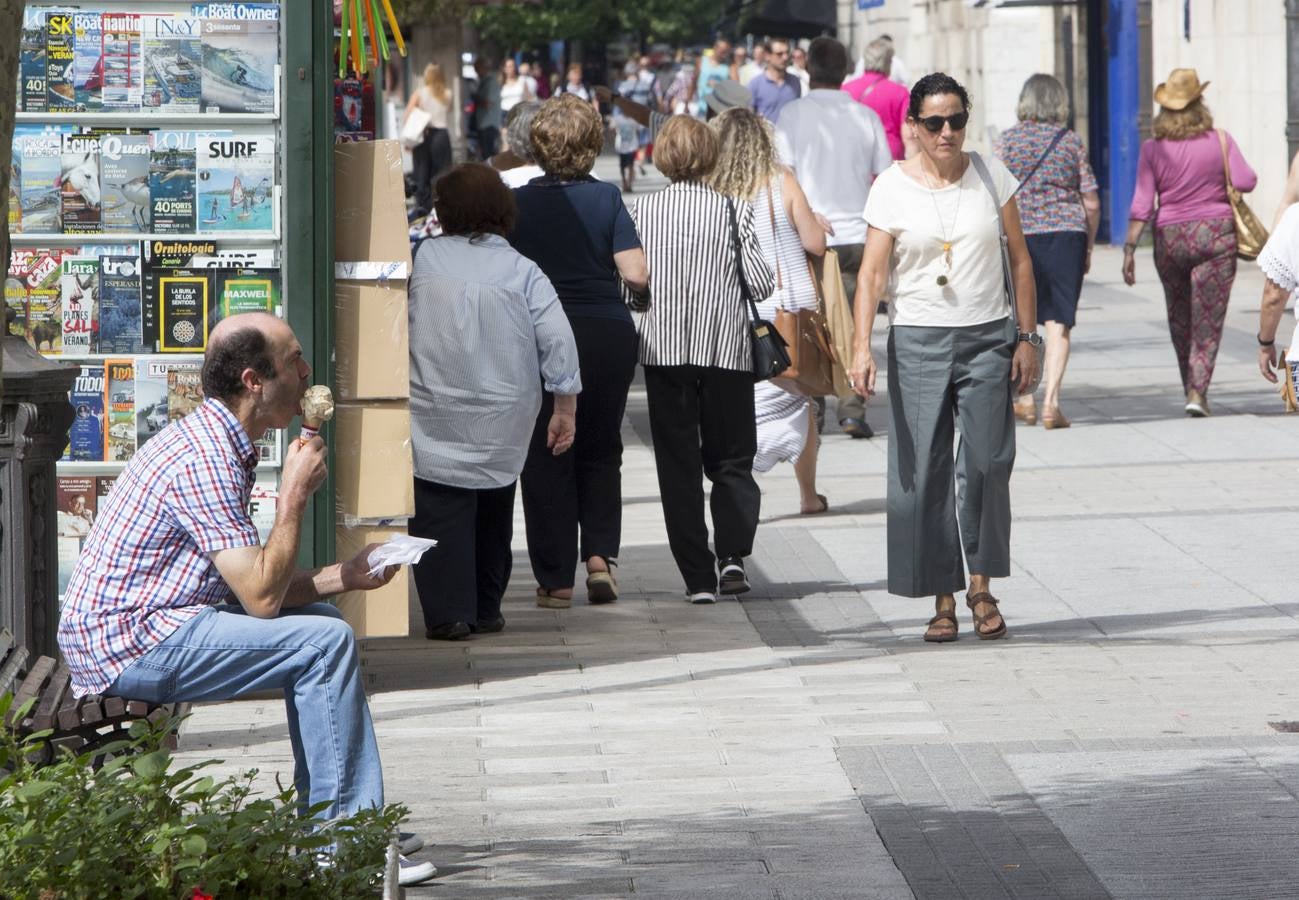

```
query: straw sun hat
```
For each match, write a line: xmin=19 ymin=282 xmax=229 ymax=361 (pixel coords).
xmin=1154 ymin=68 xmax=1209 ymax=111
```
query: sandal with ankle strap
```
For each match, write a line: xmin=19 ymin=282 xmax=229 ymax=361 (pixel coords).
xmin=923 ymin=612 xmax=959 ymax=643
xmin=965 ymin=591 xmax=1007 ymax=640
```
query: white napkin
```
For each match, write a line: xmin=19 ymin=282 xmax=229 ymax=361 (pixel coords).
xmin=366 ymin=535 xmax=437 ymax=578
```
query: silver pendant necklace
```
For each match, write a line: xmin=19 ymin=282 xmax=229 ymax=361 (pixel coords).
xmin=920 ymin=159 xmax=962 ymax=287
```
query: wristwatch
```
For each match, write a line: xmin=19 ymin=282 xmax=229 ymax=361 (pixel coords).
xmin=1017 ymin=331 xmax=1044 ymax=347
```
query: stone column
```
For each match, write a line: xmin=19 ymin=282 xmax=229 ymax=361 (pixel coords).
xmin=0 ymin=336 xmax=78 ymax=659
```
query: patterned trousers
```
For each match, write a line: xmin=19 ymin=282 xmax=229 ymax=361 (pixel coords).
xmin=1153 ymin=217 xmax=1237 ymax=394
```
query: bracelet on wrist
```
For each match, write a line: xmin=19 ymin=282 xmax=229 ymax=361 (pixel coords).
xmin=1258 ymin=334 xmax=1276 ymax=347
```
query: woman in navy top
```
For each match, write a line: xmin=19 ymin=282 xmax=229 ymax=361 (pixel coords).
xmin=508 ymin=93 xmax=649 ymax=609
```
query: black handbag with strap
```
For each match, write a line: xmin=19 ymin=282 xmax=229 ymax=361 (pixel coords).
xmin=725 ymin=197 xmax=789 ymax=382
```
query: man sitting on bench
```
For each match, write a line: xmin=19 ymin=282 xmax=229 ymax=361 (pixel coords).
xmin=56 ymin=312 xmax=436 ymax=886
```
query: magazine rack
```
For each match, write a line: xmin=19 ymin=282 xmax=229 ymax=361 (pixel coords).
xmin=8 ymin=1 xmax=294 ymax=596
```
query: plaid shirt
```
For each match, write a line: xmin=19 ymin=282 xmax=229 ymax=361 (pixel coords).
xmin=58 ymin=399 xmax=261 ymax=696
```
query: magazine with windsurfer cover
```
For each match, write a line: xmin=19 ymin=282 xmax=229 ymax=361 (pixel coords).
xmin=197 ymin=134 xmax=274 ymax=233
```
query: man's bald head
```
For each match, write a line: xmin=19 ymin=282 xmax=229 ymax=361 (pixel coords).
xmin=202 ymin=312 xmax=288 ymax=403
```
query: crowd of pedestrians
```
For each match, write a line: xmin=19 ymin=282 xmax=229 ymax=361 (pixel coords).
xmin=51 ymin=25 xmax=1297 ymax=889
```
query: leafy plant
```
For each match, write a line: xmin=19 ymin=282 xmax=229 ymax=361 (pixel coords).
xmin=0 ymin=695 xmax=407 ymax=899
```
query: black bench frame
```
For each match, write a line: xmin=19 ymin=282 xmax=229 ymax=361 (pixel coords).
xmin=1 ymin=628 xmax=188 ymax=768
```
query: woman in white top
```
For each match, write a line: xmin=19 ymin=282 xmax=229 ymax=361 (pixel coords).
xmin=710 ymin=108 xmax=829 ymax=515
xmin=499 ymin=58 xmax=533 ymax=113
xmin=1257 ymin=203 xmax=1299 ymax=392
xmin=849 ymin=73 xmax=1040 ymax=643
xmin=404 ymin=63 xmax=452 ymax=213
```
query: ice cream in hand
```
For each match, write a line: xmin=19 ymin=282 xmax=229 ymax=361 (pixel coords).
xmin=298 ymin=385 xmax=335 ymax=446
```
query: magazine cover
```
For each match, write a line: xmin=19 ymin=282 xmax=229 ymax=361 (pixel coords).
xmin=95 ymin=474 xmax=118 ymax=503
xmin=20 ymin=7 xmax=57 ymax=112
xmin=45 ymin=12 xmax=76 ymax=112
xmin=198 ymin=134 xmax=274 ymax=233
xmin=149 ymin=131 xmax=197 ymax=234
xmin=192 ymin=3 xmax=280 ymax=18
xmin=189 ymin=247 xmax=277 ymax=269
xmin=249 ymin=474 xmax=278 ymax=543
xmin=101 ymin=12 xmax=143 ymax=111
xmin=67 ymin=363 xmax=106 ymax=461
xmin=143 ymin=239 xmax=217 ymax=348
xmin=22 ymin=249 xmax=62 ymax=354
xmin=60 ymin=254 xmax=98 ymax=354
xmin=136 ymin=357 xmax=170 ymax=449
xmin=20 ymin=128 xmax=64 ymax=234
xmin=100 ymin=134 xmax=151 ymax=233
xmin=213 ymin=267 xmax=280 ymax=326
xmin=5 ymin=253 xmax=28 ymax=339
xmin=143 ymin=15 xmax=202 ymax=112
xmin=73 ymin=11 xmax=103 ymax=111
xmin=60 ymin=133 xmax=102 ymax=234
xmin=157 ymin=269 xmax=210 ymax=352
xmin=200 ymin=18 xmax=277 ymax=114
xmin=104 ymin=358 xmax=136 ymax=462
xmin=167 ymin=362 xmax=203 ymax=423
xmin=255 ymin=429 xmax=280 ymax=466
xmin=56 ymin=475 xmax=97 ymax=595
xmin=98 ymin=254 xmax=144 ymax=354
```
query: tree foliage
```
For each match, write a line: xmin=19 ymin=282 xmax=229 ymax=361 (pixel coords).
xmin=470 ymin=0 xmax=728 ymax=52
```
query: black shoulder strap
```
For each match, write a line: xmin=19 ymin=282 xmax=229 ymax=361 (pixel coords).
xmin=1011 ymin=127 xmax=1068 ymax=197
xmin=725 ymin=198 xmax=762 ymax=323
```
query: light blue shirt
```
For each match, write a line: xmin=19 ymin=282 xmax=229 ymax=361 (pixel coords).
xmin=408 ymin=234 xmax=581 ymax=489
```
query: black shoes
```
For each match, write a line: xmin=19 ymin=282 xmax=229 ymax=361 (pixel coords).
xmin=470 ymin=615 xmax=506 ymax=634
xmin=425 ymin=621 xmax=471 ymax=641
xmin=718 ymin=557 xmax=750 ymax=595
xmin=840 ymin=417 xmax=874 ymax=439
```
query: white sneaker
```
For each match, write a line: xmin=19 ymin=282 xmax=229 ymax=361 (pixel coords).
xmin=398 ymin=854 xmax=437 ymax=885
xmin=686 ymin=590 xmax=717 ymax=604
xmin=397 ymin=831 xmax=424 ymax=855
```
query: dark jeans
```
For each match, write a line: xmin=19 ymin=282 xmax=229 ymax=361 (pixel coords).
xmin=412 ymin=126 xmax=452 ymax=212
xmin=522 ymin=316 xmax=637 ymax=589
xmin=833 ymin=242 xmax=866 ymax=422
xmin=643 ymin=364 xmax=761 ymax=592
xmin=410 ymin=477 xmax=517 ymax=629
xmin=478 ymin=125 xmax=500 ymax=160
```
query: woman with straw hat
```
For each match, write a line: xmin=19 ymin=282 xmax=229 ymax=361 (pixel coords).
xmin=1121 ymin=68 xmax=1258 ymax=417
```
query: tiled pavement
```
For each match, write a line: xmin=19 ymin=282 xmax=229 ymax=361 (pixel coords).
xmin=176 ymin=158 xmax=1299 ymax=897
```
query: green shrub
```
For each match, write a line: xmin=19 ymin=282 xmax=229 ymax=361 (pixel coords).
xmin=0 ymin=695 xmax=408 ymax=899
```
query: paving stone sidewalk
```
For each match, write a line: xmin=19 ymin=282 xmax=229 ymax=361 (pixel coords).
xmin=176 ymin=172 xmax=1299 ymax=897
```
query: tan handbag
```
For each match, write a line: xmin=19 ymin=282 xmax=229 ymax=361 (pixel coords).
xmin=1280 ymin=350 xmax=1299 ymax=414
xmin=809 ymin=249 xmax=856 ymax=397
xmin=1217 ymin=130 xmax=1268 ymax=261
xmin=763 ymin=190 xmax=836 ymax=397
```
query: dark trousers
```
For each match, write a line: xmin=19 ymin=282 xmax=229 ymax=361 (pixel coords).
xmin=833 ymin=242 xmax=866 ymax=422
xmin=643 ymin=364 xmax=761 ymax=592
xmin=412 ymin=126 xmax=451 ymax=212
xmin=410 ymin=477 xmax=516 ymax=629
xmin=522 ymin=316 xmax=637 ymax=589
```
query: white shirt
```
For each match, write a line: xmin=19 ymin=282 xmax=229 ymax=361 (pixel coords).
xmin=775 ymin=90 xmax=891 ymax=246
xmin=500 ymin=164 xmax=544 ymax=189
xmin=864 ymin=156 xmax=1019 ymax=328
xmin=790 ymin=64 xmax=810 ymax=94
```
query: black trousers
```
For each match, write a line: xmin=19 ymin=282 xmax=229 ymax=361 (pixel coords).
xmin=643 ymin=364 xmax=761 ymax=592
xmin=409 ymin=477 xmax=516 ymax=629
xmin=412 ymin=126 xmax=451 ymax=212
xmin=522 ymin=316 xmax=638 ymax=589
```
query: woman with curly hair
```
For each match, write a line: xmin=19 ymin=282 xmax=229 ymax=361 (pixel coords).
xmin=709 ymin=107 xmax=829 ymax=515
xmin=507 ymin=93 xmax=649 ymax=609
xmin=1122 ymin=69 xmax=1258 ymax=417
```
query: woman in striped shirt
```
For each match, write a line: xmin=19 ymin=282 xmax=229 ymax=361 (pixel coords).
xmin=626 ymin=116 xmax=776 ymax=604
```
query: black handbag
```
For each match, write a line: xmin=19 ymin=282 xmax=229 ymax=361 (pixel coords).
xmin=725 ymin=198 xmax=789 ymax=381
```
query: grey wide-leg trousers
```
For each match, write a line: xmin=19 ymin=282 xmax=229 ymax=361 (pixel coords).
xmin=886 ymin=317 xmax=1016 ymax=597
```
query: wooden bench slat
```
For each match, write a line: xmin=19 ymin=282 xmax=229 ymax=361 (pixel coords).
xmin=102 ymin=696 xmax=127 ymax=719
xmin=77 ymin=695 xmax=105 ymax=726
xmin=31 ymin=667 xmax=71 ymax=731
xmin=5 ymin=657 xmax=55 ymax=727
xmin=0 ymin=644 xmax=29 ymax=699
xmin=56 ymin=690 xmax=84 ymax=731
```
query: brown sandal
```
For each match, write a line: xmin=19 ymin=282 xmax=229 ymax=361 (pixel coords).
xmin=923 ymin=612 xmax=959 ymax=643
xmin=965 ymin=592 xmax=1007 ymax=640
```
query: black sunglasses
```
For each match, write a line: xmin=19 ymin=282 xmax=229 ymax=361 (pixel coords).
xmin=915 ymin=112 xmax=969 ymax=133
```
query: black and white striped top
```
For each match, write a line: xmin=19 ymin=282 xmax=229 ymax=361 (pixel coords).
xmin=627 ymin=181 xmax=776 ymax=371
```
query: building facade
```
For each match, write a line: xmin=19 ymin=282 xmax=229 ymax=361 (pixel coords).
xmin=840 ymin=0 xmax=1293 ymax=242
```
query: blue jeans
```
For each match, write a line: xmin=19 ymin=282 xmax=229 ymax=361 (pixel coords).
xmin=110 ymin=602 xmax=383 ymax=820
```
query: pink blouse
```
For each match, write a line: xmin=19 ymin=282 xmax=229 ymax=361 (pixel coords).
xmin=1129 ymin=130 xmax=1257 ymax=226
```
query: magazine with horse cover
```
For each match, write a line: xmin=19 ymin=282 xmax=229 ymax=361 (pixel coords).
xmin=60 ymin=132 xmax=102 ymax=234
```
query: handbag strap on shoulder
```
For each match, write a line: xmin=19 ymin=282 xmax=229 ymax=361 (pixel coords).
xmin=1010 ymin=127 xmax=1067 ymax=198
xmin=1216 ymin=129 xmax=1236 ymax=192
xmin=968 ymin=152 xmax=1021 ymax=329
xmin=726 ymin=198 xmax=763 ymax=323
